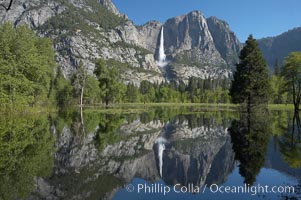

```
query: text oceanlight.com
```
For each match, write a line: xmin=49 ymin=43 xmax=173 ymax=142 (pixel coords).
xmin=125 ymin=183 xmax=295 ymax=196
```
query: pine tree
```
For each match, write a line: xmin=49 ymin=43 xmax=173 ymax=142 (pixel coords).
xmin=140 ymin=80 xmax=150 ymax=103
xmin=54 ymin=68 xmax=73 ymax=108
xmin=274 ymin=58 xmax=280 ymax=77
xmin=125 ymin=83 xmax=139 ymax=103
xmin=270 ymin=59 xmax=286 ymax=104
xmin=229 ymin=35 xmax=269 ymax=109
xmin=187 ymin=77 xmax=198 ymax=103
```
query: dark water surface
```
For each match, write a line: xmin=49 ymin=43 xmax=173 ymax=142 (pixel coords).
xmin=0 ymin=107 xmax=301 ymax=200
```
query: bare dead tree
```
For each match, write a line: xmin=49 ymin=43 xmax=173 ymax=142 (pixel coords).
xmin=0 ymin=0 xmax=13 ymax=11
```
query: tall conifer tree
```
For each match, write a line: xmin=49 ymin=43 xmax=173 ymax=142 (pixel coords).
xmin=230 ymin=35 xmax=269 ymax=109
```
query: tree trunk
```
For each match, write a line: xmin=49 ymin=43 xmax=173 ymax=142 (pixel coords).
xmin=247 ymin=94 xmax=251 ymax=114
xmin=295 ymin=102 xmax=300 ymax=113
xmin=105 ymin=81 xmax=109 ymax=108
xmin=105 ymin=97 xmax=109 ymax=108
xmin=80 ymin=104 xmax=84 ymax=125
xmin=80 ymin=87 xmax=84 ymax=107
xmin=294 ymin=91 xmax=301 ymax=112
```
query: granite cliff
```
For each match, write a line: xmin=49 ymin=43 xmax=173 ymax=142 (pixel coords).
xmin=0 ymin=0 xmax=241 ymax=85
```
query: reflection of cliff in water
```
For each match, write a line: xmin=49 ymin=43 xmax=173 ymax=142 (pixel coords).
xmin=155 ymin=121 xmax=235 ymax=188
xmin=29 ymin=112 xmax=236 ymax=200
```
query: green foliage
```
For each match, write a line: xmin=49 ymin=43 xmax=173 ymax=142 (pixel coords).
xmin=139 ymin=80 xmax=157 ymax=103
xmin=274 ymin=59 xmax=281 ymax=77
xmin=71 ymin=61 xmax=87 ymax=105
xmin=94 ymin=59 xmax=126 ymax=105
xmin=186 ymin=77 xmax=231 ymax=104
xmin=269 ymin=110 xmax=289 ymax=136
xmin=230 ymin=35 xmax=269 ymax=107
xmin=51 ymin=57 xmax=232 ymax=106
xmin=269 ymin=75 xmax=288 ymax=104
xmin=187 ymin=77 xmax=198 ymax=102
xmin=54 ymin=68 xmax=74 ymax=108
xmin=125 ymin=83 xmax=140 ymax=103
xmin=0 ymin=23 xmax=55 ymax=110
xmin=278 ymin=112 xmax=301 ymax=168
xmin=94 ymin=114 xmax=125 ymax=151
xmin=84 ymin=75 xmax=102 ymax=104
xmin=0 ymin=115 xmax=54 ymax=200
xmin=282 ymin=52 xmax=301 ymax=110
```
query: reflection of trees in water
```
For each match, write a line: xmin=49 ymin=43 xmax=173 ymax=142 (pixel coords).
xmin=94 ymin=114 xmax=125 ymax=151
xmin=277 ymin=111 xmax=301 ymax=199
xmin=55 ymin=109 xmax=126 ymax=148
xmin=138 ymin=107 xmax=238 ymax=127
xmin=229 ymin=106 xmax=270 ymax=185
xmin=279 ymin=112 xmax=301 ymax=169
xmin=0 ymin=115 xmax=54 ymax=200
xmin=91 ymin=108 xmax=238 ymax=152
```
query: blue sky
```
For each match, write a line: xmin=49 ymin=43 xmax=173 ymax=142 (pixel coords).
xmin=112 ymin=0 xmax=301 ymax=42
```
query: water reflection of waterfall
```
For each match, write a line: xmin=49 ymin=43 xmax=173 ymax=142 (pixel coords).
xmin=158 ymin=143 xmax=165 ymax=177
xmin=155 ymin=137 xmax=167 ymax=178
xmin=157 ymin=26 xmax=168 ymax=68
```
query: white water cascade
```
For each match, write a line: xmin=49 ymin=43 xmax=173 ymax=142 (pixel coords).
xmin=158 ymin=143 xmax=165 ymax=178
xmin=157 ymin=26 xmax=168 ymax=67
xmin=156 ymin=137 xmax=167 ymax=178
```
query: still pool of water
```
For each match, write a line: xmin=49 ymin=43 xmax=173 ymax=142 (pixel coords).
xmin=0 ymin=107 xmax=300 ymax=200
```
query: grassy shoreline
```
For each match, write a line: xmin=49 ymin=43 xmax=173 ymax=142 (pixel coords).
xmin=85 ymin=103 xmax=295 ymax=109
xmin=0 ymin=103 xmax=295 ymax=115
xmin=83 ymin=103 xmax=295 ymax=114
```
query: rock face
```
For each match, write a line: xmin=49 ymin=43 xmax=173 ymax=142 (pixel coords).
xmin=258 ymin=27 xmax=301 ymax=70
xmin=164 ymin=11 xmax=224 ymax=64
xmin=0 ymin=0 xmax=242 ymax=84
xmin=163 ymin=11 xmax=238 ymax=80
xmin=97 ymin=0 xmax=123 ymax=17
xmin=206 ymin=16 xmax=241 ymax=66
xmin=160 ymin=122 xmax=235 ymax=188
xmin=137 ymin=21 xmax=163 ymax=53
xmin=0 ymin=0 xmax=65 ymax=28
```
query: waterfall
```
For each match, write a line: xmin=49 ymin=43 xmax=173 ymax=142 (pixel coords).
xmin=159 ymin=27 xmax=166 ymax=63
xmin=157 ymin=26 xmax=168 ymax=67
